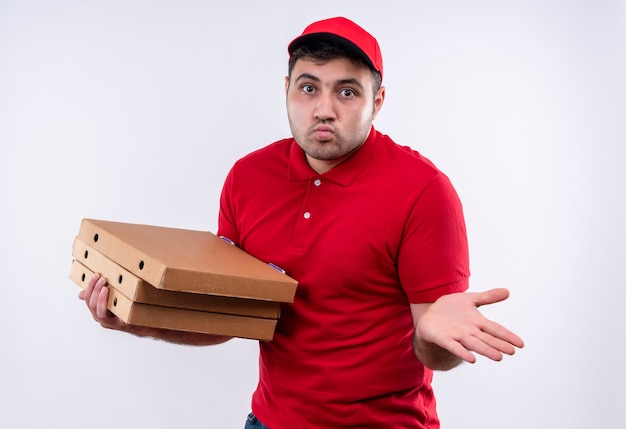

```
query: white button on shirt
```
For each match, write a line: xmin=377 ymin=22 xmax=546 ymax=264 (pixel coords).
xmin=304 ymin=180 xmax=320 ymax=220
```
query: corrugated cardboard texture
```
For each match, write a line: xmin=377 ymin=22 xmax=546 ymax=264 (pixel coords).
xmin=70 ymin=260 xmax=277 ymax=341
xmin=70 ymin=252 xmax=280 ymax=319
xmin=76 ymin=218 xmax=297 ymax=302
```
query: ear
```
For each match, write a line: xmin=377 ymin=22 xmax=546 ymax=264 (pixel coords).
xmin=284 ymin=76 xmax=290 ymax=94
xmin=372 ymin=86 xmax=385 ymax=119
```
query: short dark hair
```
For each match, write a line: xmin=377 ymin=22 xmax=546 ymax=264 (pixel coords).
xmin=288 ymin=41 xmax=382 ymax=93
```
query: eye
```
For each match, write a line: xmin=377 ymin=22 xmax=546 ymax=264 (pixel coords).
xmin=339 ymin=88 xmax=356 ymax=98
xmin=301 ymin=84 xmax=316 ymax=94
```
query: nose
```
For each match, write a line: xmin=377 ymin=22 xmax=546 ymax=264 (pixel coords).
xmin=314 ymin=92 xmax=336 ymax=121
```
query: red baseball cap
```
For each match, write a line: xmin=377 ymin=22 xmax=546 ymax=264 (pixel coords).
xmin=288 ymin=17 xmax=383 ymax=80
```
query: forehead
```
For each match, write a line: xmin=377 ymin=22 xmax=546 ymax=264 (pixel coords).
xmin=291 ymin=57 xmax=374 ymax=86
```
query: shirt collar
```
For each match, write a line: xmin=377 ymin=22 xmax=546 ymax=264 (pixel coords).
xmin=288 ymin=126 xmax=378 ymax=187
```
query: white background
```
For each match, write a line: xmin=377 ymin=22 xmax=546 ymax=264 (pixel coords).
xmin=1 ymin=1 xmax=624 ymax=428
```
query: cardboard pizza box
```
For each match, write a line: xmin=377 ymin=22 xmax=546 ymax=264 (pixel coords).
xmin=76 ymin=218 xmax=297 ymax=302
xmin=70 ymin=260 xmax=277 ymax=341
xmin=70 ymin=244 xmax=280 ymax=319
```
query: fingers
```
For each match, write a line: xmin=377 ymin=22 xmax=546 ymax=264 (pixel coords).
xmin=88 ymin=276 xmax=107 ymax=318
xmin=478 ymin=331 xmax=517 ymax=356
xmin=79 ymin=272 xmax=100 ymax=303
xmin=441 ymin=338 xmax=477 ymax=364
xmin=417 ymin=289 xmax=524 ymax=366
xmin=483 ymin=320 xmax=525 ymax=349
xmin=81 ymin=273 xmax=125 ymax=330
xmin=459 ymin=321 xmax=524 ymax=362
xmin=471 ymin=288 xmax=510 ymax=307
xmin=95 ymin=283 xmax=111 ymax=321
xmin=445 ymin=331 xmax=515 ymax=364
xmin=471 ymin=331 xmax=516 ymax=360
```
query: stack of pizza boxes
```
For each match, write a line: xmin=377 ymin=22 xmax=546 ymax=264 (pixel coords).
xmin=70 ymin=218 xmax=297 ymax=341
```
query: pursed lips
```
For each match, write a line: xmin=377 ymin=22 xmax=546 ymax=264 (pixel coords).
xmin=312 ymin=124 xmax=334 ymax=141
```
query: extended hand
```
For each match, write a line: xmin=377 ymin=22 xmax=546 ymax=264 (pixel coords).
xmin=416 ymin=288 xmax=524 ymax=364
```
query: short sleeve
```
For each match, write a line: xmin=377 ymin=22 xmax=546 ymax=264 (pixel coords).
xmin=398 ymin=173 xmax=470 ymax=303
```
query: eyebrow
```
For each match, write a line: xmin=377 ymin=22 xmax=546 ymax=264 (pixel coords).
xmin=294 ymin=73 xmax=321 ymax=83
xmin=294 ymin=73 xmax=365 ymax=91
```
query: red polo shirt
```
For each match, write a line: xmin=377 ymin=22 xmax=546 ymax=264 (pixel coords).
xmin=218 ymin=128 xmax=469 ymax=428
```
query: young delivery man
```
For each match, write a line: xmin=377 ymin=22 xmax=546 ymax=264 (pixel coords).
xmin=81 ymin=17 xmax=524 ymax=429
